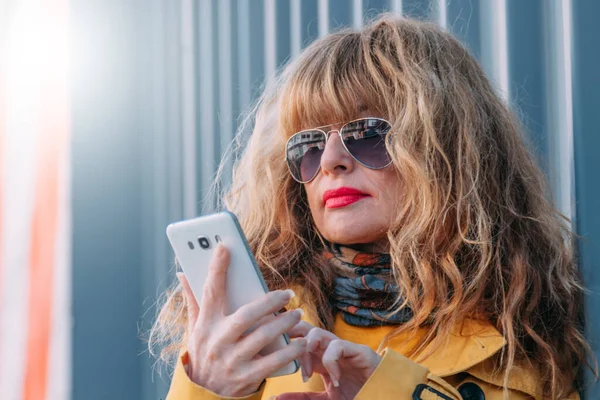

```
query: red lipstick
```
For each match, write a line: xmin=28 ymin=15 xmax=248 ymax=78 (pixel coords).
xmin=322 ymin=187 xmax=370 ymax=208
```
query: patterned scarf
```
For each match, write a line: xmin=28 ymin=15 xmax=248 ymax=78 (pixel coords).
xmin=325 ymin=244 xmax=413 ymax=327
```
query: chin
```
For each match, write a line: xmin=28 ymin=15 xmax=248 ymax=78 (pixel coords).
xmin=321 ymin=228 xmax=384 ymax=246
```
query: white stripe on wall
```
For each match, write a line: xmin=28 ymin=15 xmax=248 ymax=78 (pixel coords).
xmin=290 ymin=0 xmax=302 ymax=58
xmin=436 ymin=0 xmax=447 ymax=29
xmin=479 ymin=0 xmax=509 ymax=101
xmin=0 ymin=3 xmax=41 ymax=398
xmin=353 ymin=0 xmax=363 ymax=29
xmin=180 ymin=0 xmax=197 ymax=219
xmin=545 ymin=0 xmax=575 ymax=226
xmin=318 ymin=0 xmax=329 ymax=37
xmin=391 ymin=0 xmax=403 ymax=15
xmin=45 ymin=130 xmax=71 ymax=400
xmin=264 ymin=0 xmax=276 ymax=82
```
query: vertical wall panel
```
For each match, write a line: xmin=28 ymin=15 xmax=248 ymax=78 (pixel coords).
xmin=544 ymin=0 xmax=576 ymax=225
xmin=353 ymin=0 xmax=363 ymax=28
xmin=290 ymin=0 xmax=302 ymax=58
xmin=276 ymin=0 xmax=291 ymax=69
xmin=447 ymin=0 xmax=481 ymax=59
xmin=506 ymin=0 xmax=547 ymax=169
xmin=571 ymin=0 xmax=600 ymax=396
xmin=264 ymin=0 xmax=277 ymax=81
xmin=435 ymin=0 xmax=447 ymax=28
xmin=301 ymin=0 xmax=319 ymax=47
xmin=249 ymin=0 xmax=266 ymax=101
xmin=329 ymin=0 xmax=352 ymax=31
xmin=71 ymin=0 xmax=146 ymax=398
xmin=363 ymin=0 xmax=390 ymax=21
xmin=479 ymin=0 xmax=509 ymax=100
xmin=181 ymin=0 xmax=198 ymax=219
xmin=237 ymin=0 xmax=252 ymax=114
xmin=391 ymin=0 xmax=403 ymax=14
xmin=402 ymin=0 xmax=431 ymax=20
xmin=318 ymin=0 xmax=329 ymax=37
xmin=218 ymin=0 xmax=234 ymax=176
xmin=197 ymin=0 xmax=216 ymax=209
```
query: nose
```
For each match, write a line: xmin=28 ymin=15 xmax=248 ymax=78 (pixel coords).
xmin=319 ymin=129 xmax=355 ymax=179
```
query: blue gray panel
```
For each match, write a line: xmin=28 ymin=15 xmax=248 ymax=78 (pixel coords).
xmin=572 ymin=0 xmax=600 ymax=397
xmin=446 ymin=0 xmax=481 ymax=59
xmin=276 ymin=0 xmax=292 ymax=68
xmin=71 ymin=0 xmax=146 ymax=398
xmin=329 ymin=0 xmax=352 ymax=31
xmin=506 ymin=0 xmax=547 ymax=169
xmin=301 ymin=0 xmax=320 ymax=46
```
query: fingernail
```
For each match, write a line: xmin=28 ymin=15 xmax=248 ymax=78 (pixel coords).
xmin=302 ymin=372 xmax=309 ymax=383
xmin=284 ymin=289 xmax=295 ymax=300
xmin=293 ymin=308 xmax=304 ymax=317
xmin=332 ymin=379 xmax=340 ymax=388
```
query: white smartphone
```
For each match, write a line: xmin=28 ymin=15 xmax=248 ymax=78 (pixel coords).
xmin=166 ymin=211 xmax=300 ymax=378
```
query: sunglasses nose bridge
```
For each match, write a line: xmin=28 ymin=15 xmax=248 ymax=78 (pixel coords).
xmin=325 ymin=129 xmax=340 ymax=139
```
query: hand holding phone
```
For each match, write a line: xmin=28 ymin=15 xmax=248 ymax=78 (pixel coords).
xmin=167 ymin=212 xmax=308 ymax=396
xmin=177 ymin=246 xmax=307 ymax=396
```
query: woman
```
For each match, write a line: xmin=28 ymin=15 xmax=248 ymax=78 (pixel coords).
xmin=150 ymin=15 xmax=596 ymax=399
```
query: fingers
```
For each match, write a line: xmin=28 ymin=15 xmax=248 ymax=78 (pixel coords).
xmin=238 ymin=309 xmax=304 ymax=357
xmin=320 ymin=340 xmax=350 ymax=388
xmin=305 ymin=328 xmax=338 ymax=354
xmin=199 ymin=244 xmax=229 ymax=321
xmin=224 ymin=289 xmax=296 ymax=341
xmin=287 ymin=320 xmax=314 ymax=339
xmin=320 ymin=340 xmax=376 ymax=388
xmin=302 ymin=328 xmax=339 ymax=380
xmin=251 ymin=338 xmax=307 ymax=381
xmin=300 ymin=350 xmax=312 ymax=383
xmin=276 ymin=392 xmax=329 ymax=400
xmin=177 ymin=273 xmax=200 ymax=334
xmin=290 ymin=320 xmax=315 ymax=383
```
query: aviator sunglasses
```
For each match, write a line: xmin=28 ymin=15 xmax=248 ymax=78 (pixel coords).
xmin=284 ymin=117 xmax=393 ymax=183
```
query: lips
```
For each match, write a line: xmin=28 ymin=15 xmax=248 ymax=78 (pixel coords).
xmin=322 ymin=187 xmax=370 ymax=208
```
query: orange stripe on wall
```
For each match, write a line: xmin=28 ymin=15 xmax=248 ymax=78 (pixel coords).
xmin=22 ymin=0 xmax=70 ymax=398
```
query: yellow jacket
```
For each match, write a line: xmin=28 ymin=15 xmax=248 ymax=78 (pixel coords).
xmin=167 ymin=299 xmax=579 ymax=400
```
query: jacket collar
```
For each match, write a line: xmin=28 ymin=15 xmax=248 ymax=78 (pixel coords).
xmin=384 ymin=318 xmax=506 ymax=377
xmin=417 ymin=318 xmax=506 ymax=377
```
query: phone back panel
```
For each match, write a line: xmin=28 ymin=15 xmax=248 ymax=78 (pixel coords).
xmin=166 ymin=211 xmax=298 ymax=377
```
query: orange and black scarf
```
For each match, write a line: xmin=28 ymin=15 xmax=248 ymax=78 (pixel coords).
xmin=325 ymin=244 xmax=412 ymax=327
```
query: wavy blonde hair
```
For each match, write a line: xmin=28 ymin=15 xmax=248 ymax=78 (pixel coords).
xmin=150 ymin=15 xmax=596 ymax=398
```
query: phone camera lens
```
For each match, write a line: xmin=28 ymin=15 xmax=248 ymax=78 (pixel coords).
xmin=198 ymin=236 xmax=211 ymax=249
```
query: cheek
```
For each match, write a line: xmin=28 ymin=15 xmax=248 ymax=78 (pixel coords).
xmin=372 ymin=171 xmax=403 ymax=213
xmin=304 ymin=185 xmax=322 ymax=218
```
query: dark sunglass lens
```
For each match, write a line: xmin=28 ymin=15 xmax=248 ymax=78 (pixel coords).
xmin=286 ymin=131 xmax=326 ymax=182
xmin=342 ymin=119 xmax=391 ymax=168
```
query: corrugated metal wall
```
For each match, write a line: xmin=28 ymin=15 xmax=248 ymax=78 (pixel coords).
xmin=71 ymin=1 xmax=600 ymax=399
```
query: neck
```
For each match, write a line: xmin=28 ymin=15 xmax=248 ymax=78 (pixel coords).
xmin=344 ymin=240 xmax=389 ymax=253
